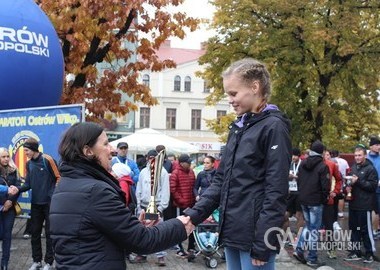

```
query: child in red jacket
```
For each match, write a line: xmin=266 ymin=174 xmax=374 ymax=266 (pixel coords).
xmin=112 ymin=163 xmax=136 ymax=213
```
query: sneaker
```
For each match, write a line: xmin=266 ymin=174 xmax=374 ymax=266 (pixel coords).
xmin=157 ymin=257 xmax=166 ymax=266
xmin=327 ymin=250 xmax=337 ymax=259
xmin=23 ymin=234 xmax=31 ymax=239
xmin=306 ymin=260 xmax=325 ymax=267
xmin=42 ymin=263 xmax=53 ymax=270
xmin=333 ymin=221 xmax=342 ymax=231
xmin=28 ymin=262 xmax=42 ymax=270
xmin=363 ymin=255 xmax=374 ymax=263
xmin=344 ymin=253 xmax=361 ymax=261
xmin=338 ymin=212 xmax=344 ymax=218
xmin=293 ymin=251 xmax=306 ymax=264
xmin=130 ymin=255 xmax=147 ymax=263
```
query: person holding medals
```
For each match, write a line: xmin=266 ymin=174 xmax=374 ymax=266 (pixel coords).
xmin=283 ymin=148 xmax=304 ymax=243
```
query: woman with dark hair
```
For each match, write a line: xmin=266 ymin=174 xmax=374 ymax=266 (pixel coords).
xmin=49 ymin=122 xmax=193 ymax=270
xmin=194 ymin=156 xmax=216 ymax=201
xmin=0 ymin=148 xmax=21 ymax=270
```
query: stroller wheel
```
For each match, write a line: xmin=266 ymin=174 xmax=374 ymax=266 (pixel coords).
xmin=206 ymin=257 xmax=218 ymax=268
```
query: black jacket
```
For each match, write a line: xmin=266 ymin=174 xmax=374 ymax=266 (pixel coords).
xmin=50 ymin=161 xmax=187 ymax=270
xmin=0 ymin=167 xmax=21 ymax=205
xmin=185 ymin=109 xmax=292 ymax=262
xmin=298 ymin=155 xmax=330 ymax=206
xmin=349 ymin=159 xmax=378 ymax=211
xmin=19 ymin=153 xmax=56 ymax=204
xmin=193 ymin=169 xmax=216 ymax=197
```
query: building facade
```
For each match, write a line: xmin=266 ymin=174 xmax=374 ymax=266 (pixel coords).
xmin=133 ymin=40 xmax=231 ymax=155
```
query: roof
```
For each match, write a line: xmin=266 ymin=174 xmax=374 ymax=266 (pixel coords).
xmin=156 ymin=46 xmax=205 ymax=65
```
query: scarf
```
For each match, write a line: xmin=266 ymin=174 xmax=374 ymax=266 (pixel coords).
xmin=60 ymin=159 xmax=126 ymax=204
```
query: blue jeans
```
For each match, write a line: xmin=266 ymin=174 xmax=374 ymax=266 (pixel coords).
xmin=225 ymin=246 xmax=276 ymax=270
xmin=0 ymin=208 xmax=16 ymax=267
xmin=296 ymin=205 xmax=323 ymax=262
xmin=198 ymin=231 xmax=218 ymax=248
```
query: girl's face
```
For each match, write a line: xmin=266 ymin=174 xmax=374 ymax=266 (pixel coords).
xmin=84 ymin=131 xmax=113 ymax=171
xmin=224 ymin=74 xmax=259 ymax=116
xmin=203 ymin=157 xmax=214 ymax=171
xmin=324 ymin=151 xmax=331 ymax=160
xmin=0 ymin=150 xmax=10 ymax=167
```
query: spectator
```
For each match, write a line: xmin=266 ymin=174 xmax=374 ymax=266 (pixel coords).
xmin=193 ymin=156 xmax=216 ymax=201
xmin=344 ymin=144 xmax=378 ymax=263
xmin=283 ymin=148 xmax=304 ymax=245
xmin=17 ymin=138 xmax=58 ymax=270
xmin=330 ymin=149 xmax=350 ymax=219
xmin=323 ymin=149 xmax=343 ymax=259
xmin=132 ymin=149 xmax=170 ymax=266
xmin=294 ymin=140 xmax=329 ymax=268
xmin=0 ymin=147 xmax=22 ymax=270
xmin=49 ymin=122 xmax=193 ymax=269
xmin=111 ymin=142 xmax=140 ymax=188
xmin=184 ymin=58 xmax=292 ymax=270
xmin=170 ymin=154 xmax=196 ymax=257
xmin=111 ymin=163 xmax=136 ymax=214
xmin=156 ymin=145 xmax=173 ymax=173
xmin=366 ymin=136 xmax=380 ymax=238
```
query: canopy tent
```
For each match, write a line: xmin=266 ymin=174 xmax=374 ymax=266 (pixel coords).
xmin=110 ymin=128 xmax=199 ymax=155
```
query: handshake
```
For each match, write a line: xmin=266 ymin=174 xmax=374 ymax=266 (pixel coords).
xmin=138 ymin=209 xmax=195 ymax=236
xmin=8 ymin=185 xmax=19 ymax=196
xmin=176 ymin=215 xmax=195 ymax=236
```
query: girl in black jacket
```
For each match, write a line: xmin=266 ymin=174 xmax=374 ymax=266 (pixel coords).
xmin=185 ymin=58 xmax=292 ymax=270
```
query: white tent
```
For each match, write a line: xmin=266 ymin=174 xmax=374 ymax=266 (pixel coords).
xmin=110 ymin=128 xmax=199 ymax=155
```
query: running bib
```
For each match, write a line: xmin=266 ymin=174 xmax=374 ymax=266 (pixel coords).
xmin=289 ymin=180 xmax=298 ymax=192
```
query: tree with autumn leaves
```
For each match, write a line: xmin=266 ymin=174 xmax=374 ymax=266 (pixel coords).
xmin=37 ymin=0 xmax=198 ymax=120
xmin=201 ymin=0 xmax=380 ymax=151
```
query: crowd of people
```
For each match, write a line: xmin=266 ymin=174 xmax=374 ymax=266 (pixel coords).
xmin=291 ymin=138 xmax=380 ymax=267
xmin=0 ymin=58 xmax=379 ymax=270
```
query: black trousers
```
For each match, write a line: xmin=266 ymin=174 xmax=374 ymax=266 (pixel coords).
xmin=348 ymin=209 xmax=376 ymax=256
xmin=178 ymin=207 xmax=195 ymax=251
xmin=31 ymin=204 xmax=54 ymax=264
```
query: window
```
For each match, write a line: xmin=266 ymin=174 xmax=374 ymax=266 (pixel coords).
xmin=174 ymin=75 xmax=181 ymax=91
xmin=166 ymin=108 xmax=176 ymax=129
xmin=142 ymin=74 xmax=150 ymax=87
xmin=191 ymin=109 xmax=201 ymax=130
xmin=140 ymin=107 xmax=150 ymax=128
xmin=203 ymin=80 xmax=210 ymax=93
xmin=217 ymin=110 xmax=226 ymax=124
xmin=184 ymin=76 xmax=191 ymax=92
xmin=217 ymin=110 xmax=227 ymax=118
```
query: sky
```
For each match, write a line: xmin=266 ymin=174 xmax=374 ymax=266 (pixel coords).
xmin=169 ymin=0 xmax=216 ymax=50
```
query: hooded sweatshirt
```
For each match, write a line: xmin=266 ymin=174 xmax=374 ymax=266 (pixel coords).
xmin=298 ymin=154 xmax=330 ymax=206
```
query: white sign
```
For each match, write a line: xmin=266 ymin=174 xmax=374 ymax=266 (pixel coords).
xmin=189 ymin=142 xmax=221 ymax=151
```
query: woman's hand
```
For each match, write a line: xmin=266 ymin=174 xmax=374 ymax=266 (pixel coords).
xmin=138 ymin=209 xmax=160 ymax=227
xmin=176 ymin=216 xmax=194 ymax=236
xmin=8 ymin=185 xmax=19 ymax=196
xmin=252 ymin=258 xmax=267 ymax=266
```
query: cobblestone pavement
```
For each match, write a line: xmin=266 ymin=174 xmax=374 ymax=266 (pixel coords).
xmin=4 ymin=213 xmax=380 ymax=270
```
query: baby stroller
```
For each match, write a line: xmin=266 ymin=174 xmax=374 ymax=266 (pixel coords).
xmin=190 ymin=209 xmax=223 ymax=268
